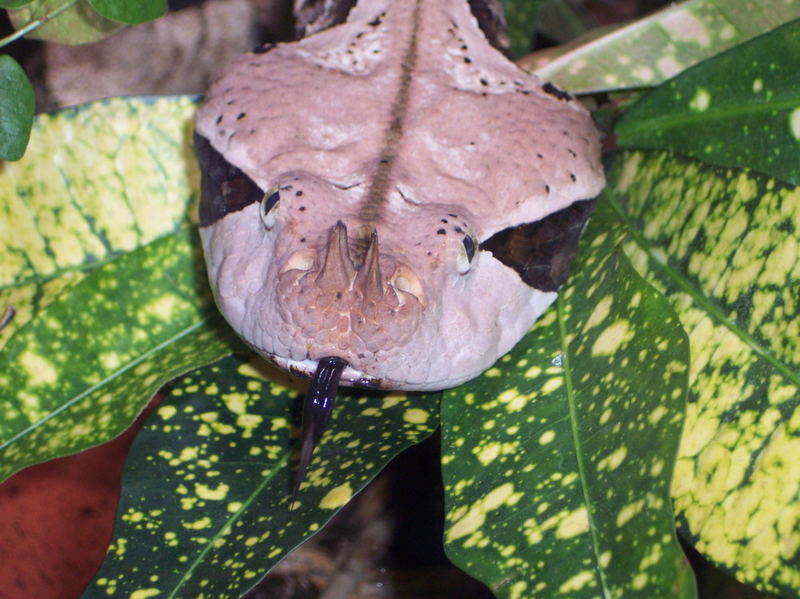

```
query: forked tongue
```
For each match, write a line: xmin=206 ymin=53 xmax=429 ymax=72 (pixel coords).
xmin=291 ymin=356 xmax=348 ymax=506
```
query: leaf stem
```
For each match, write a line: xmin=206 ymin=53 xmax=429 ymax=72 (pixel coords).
xmin=0 ymin=0 xmax=80 ymax=48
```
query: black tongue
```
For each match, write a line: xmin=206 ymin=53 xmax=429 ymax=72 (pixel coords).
xmin=292 ymin=356 xmax=348 ymax=506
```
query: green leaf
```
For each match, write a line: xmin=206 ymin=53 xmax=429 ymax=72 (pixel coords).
xmin=616 ymin=18 xmax=800 ymax=185
xmin=0 ymin=56 xmax=34 ymax=161
xmin=607 ymin=149 xmax=800 ymax=596
xmin=83 ymin=355 xmax=439 ymax=598
xmin=88 ymin=0 xmax=166 ymax=25
xmin=503 ymin=0 xmax=544 ymax=58
xmin=8 ymin=0 xmax=122 ymax=45
xmin=442 ymin=200 xmax=694 ymax=599
xmin=529 ymin=0 xmax=800 ymax=94
xmin=0 ymin=96 xmax=200 ymax=347
xmin=0 ymin=0 xmax=34 ymax=9
xmin=0 ymin=96 xmax=239 ymax=481
xmin=0 ymin=227 xmax=239 ymax=481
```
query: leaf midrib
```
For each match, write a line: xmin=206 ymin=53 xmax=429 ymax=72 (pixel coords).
xmin=556 ymin=294 xmax=610 ymax=593
xmin=608 ymin=194 xmax=800 ymax=388
xmin=165 ymin=452 xmax=291 ymax=599
xmin=0 ymin=318 xmax=212 ymax=453
xmin=617 ymin=96 xmax=800 ymax=142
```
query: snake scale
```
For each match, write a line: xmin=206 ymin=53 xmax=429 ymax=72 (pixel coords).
xmin=194 ymin=0 xmax=605 ymax=493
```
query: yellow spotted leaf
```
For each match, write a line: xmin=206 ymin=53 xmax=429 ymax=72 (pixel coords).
xmin=527 ymin=0 xmax=800 ymax=94
xmin=0 ymin=96 xmax=201 ymax=346
xmin=608 ymin=149 xmax=800 ymax=596
xmin=0 ymin=97 xmax=238 ymax=480
xmin=82 ymin=355 xmax=439 ymax=598
xmin=442 ymin=200 xmax=694 ymax=599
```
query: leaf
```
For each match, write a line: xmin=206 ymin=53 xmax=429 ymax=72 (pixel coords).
xmin=442 ymin=200 xmax=694 ymax=599
xmin=83 ymin=355 xmax=439 ymax=598
xmin=616 ymin=18 xmax=800 ymax=185
xmin=503 ymin=0 xmax=544 ymax=58
xmin=0 ymin=56 xmax=34 ymax=161
xmin=0 ymin=96 xmax=239 ymax=481
xmin=606 ymin=149 xmax=800 ymax=596
xmin=8 ymin=0 xmax=122 ymax=45
xmin=0 ymin=227 xmax=239 ymax=481
xmin=88 ymin=0 xmax=166 ymax=25
xmin=0 ymin=96 xmax=200 ymax=347
xmin=0 ymin=0 xmax=33 ymax=10
xmin=527 ymin=0 xmax=800 ymax=94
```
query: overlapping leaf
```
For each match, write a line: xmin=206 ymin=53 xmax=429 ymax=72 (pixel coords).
xmin=608 ymin=151 xmax=800 ymax=596
xmin=83 ymin=355 xmax=439 ymax=598
xmin=8 ymin=0 xmax=122 ymax=44
xmin=0 ymin=55 xmax=34 ymax=161
xmin=442 ymin=201 xmax=693 ymax=599
xmin=0 ymin=96 xmax=199 ymax=345
xmin=616 ymin=18 xmax=800 ymax=185
xmin=0 ymin=96 xmax=239 ymax=481
xmin=608 ymin=17 xmax=800 ymax=595
xmin=527 ymin=0 xmax=800 ymax=94
xmin=0 ymin=227 xmax=237 ymax=480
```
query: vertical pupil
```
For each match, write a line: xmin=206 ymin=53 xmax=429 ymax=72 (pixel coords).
xmin=462 ymin=234 xmax=476 ymax=262
xmin=263 ymin=190 xmax=280 ymax=212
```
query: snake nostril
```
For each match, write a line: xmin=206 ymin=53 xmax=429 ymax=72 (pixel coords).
xmin=281 ymin=248 xmax=316 ymax=273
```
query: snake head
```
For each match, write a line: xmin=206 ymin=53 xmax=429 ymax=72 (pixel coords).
xmin=194 ymin=0 xmax=604 ymax=391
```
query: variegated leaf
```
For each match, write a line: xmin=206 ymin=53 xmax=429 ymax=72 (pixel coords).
xmin=83 ymin=355 xmax=439 ymax=598
xmin=526 ymin=0 xmax=800 ymax=94
xmin=0 ymin=97 xmax=239 ymax=481
xmin=608 ymin=150 xmax=800 ymax=596
xmin=616 ymin=18 xmax=800 ymax=185
xmin=0 ymin=228 xmax=237 ymax=480
xmin=0 ymin=96 xmax=200 ymax=346
xmin=441 ymin=200 xmax=693 ymax=599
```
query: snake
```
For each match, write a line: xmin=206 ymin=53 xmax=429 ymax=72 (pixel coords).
xmin=194 ymin=0 xmax=605 ymax=493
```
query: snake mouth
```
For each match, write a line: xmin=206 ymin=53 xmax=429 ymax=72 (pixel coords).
xmin=268 ymin=354 xmax=385 ymax=389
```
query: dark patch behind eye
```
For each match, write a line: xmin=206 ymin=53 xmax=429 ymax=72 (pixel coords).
xmin=480 ymin=199 xmax=597 ymax=292
xmin=195 ymin=132 xmax=264 ymax=226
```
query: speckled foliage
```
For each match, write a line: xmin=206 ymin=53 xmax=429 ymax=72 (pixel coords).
xmin=2 ymin=6 xmax=800 ymax=599
xmin=0 ymin=97 xmax=238 ymax=479
xmin=441 ymin=201 xmax=692 ymax=599
xmin=616 ymin=18 xmax=800 ymax=185
xmin=610 ymin=150 xmax=800 ymax=596
xmin=609 ymin=20 xmax=800 ymax=597
xmin=528 ymin=0 xmax=800 ymax=94
xmin=83 ymin=355 xmax=438 ymax=598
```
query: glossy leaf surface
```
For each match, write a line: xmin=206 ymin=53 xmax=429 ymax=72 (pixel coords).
xmin=89 ymin=0 xmax=166 ymax=25
xmin=608 ymin=149 xmax=800 ymax=596
xmin=442 ymin=201 xmax=693 ymax=599
xmin=0 ymin=96 xmax=199 ymax=347
xmin=0 ymin=97 xmax=238 ymax=481
xmin=0 ymin=55 xmax=34 ymax=161
xmin=528 ymin=0 xmax=800 ymax=94
xmin=0 ymin=228 xmax=237 ymax=480
xmin=616 ymin=19 xmax=800 ymax=185
xmin=8 ymin=0 xmax=121 ymax=44
xmin=83 ymin=355 xmax=439 ymax=598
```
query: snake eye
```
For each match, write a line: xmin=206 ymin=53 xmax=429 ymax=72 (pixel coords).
xmin=260 ymin=189 xmax=280 ymax=230
xmin=457 ymin=232 xmax=478 ymax=274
